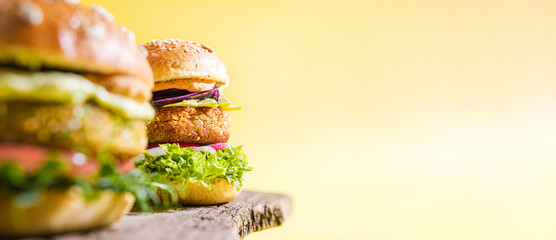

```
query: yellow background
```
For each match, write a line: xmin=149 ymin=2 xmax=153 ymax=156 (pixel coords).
xmin=83 ymin=0 xmax=556 ymax=239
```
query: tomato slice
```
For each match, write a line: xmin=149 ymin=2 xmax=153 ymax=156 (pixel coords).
xmin=117 ymin=158 xmax=135 ymax=174
xmin=64 ymin=152 xmax=99 ymax=177
xmin=0 ymin=144 xmax=48 ymax=173
xmin=0 ymin=144 xmax=133 ymax=177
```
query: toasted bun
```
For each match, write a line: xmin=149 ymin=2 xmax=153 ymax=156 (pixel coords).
xmin=142 ymin=39 xmax=229 ymax=92
xmin=159 ymin=178 xmax=240 ymax=205
xmin=0 ymin=0 xmax=154 ymax=90
xmin=85 ymin=73 xmax=152 ymax=103
xmin=0 ymin=187 xmax=134 ymax=237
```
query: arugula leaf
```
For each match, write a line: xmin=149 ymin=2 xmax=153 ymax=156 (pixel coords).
xmin=135 ymin=144 xmax=252 ymax=191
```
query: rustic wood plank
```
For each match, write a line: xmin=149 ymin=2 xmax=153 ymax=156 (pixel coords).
xmin=28 ymin=191 xmax=292 ymax=240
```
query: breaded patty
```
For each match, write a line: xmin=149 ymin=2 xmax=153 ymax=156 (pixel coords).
xmin=147 ymin=106 xmax=231 ymax=144
xmin=0 ymin=101 xmax=147 ymax=159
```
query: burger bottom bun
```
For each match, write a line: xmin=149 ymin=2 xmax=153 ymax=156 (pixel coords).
xmin=159 ymin=178 xmax=240 ymax=205
xmin=0 ymin=187 xmax=134 ymax=237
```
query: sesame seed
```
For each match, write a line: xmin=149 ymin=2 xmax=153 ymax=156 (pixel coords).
xmin=17 ymin=2 xmax=43 ymax=26
xmin=85 ymin=24 xmax=106 ymax=39
xmin=139 ymin=45 xmax=149 ymax=57
xmin=121 ymin=26 xmax=136 ymax=43
xmin=201 ymin=43 xmax=215 ymax=53
xmin=69 ymin=16 xmax=80 ymax=29
xmin=91 ymin=5 xmax=114 ymax=22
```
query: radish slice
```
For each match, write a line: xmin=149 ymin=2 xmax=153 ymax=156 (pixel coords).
xmin=146 ymin=143 xmax=228 ymax=152
xmin=147 ymin=143 xmax=200 ymax=149
xmin=178 ymin=143 xmax=202 ymax=148
xmin=138 ymin=142 xmax=229 ymax=161
xmin=191 ymin=146 xmax=216 ymax=154
xmin=208 ymin=143 xmax=228 ymax=151
xmin=145 ymin=147 xmax=167 ymax=158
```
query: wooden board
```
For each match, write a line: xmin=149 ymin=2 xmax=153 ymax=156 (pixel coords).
xmin=30 ymin=191 xmax=292 ymax=240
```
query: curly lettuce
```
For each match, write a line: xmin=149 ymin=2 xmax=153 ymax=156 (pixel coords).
xmin=135 ymin=144 xmax=251 ymax=191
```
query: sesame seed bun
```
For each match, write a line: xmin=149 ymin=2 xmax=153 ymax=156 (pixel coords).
xmin=142 ymin=39 xmax=229 ymax=92
xmin=0 ymin=0 xmax=153 ymax=90
xmin=0 ymin=187 xmax=134 ymax=237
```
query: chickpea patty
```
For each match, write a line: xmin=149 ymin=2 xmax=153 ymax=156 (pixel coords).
xmin=0 ymin=101 xmax=147 ymax=159
xmin=147 ymin=106 xmax=231 ymax=145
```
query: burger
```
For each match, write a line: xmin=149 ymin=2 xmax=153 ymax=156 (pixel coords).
xmin=136 ymin=39 xmax=251 ymax=205
xmin=0 ymin=0 xmax=157 ymax=236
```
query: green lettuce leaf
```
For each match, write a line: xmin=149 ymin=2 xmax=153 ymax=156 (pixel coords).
xmin=162 ymin=96 xmax=242 ymax=110
xmin=135 ymin=144 xmax=252 ymax=191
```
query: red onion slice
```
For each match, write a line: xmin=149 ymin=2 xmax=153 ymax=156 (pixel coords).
xmin=151 ymin=86 xmax=219 ymax=107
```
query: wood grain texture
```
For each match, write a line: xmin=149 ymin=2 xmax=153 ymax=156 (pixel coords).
xmin=25 ymin=191 xmax=292 ymax=240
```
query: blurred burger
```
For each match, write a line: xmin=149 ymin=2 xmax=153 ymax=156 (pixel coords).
xmin=0 ymin=0 xmax=156 ymax=236
xmin=137 ymin=39 xmax=250 ymax=205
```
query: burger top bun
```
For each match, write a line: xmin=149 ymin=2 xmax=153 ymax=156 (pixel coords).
xmin=0 ymin=0 xmax=153 ymax=88
xmin=142 ymin=39 xmax=229 ymax=92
